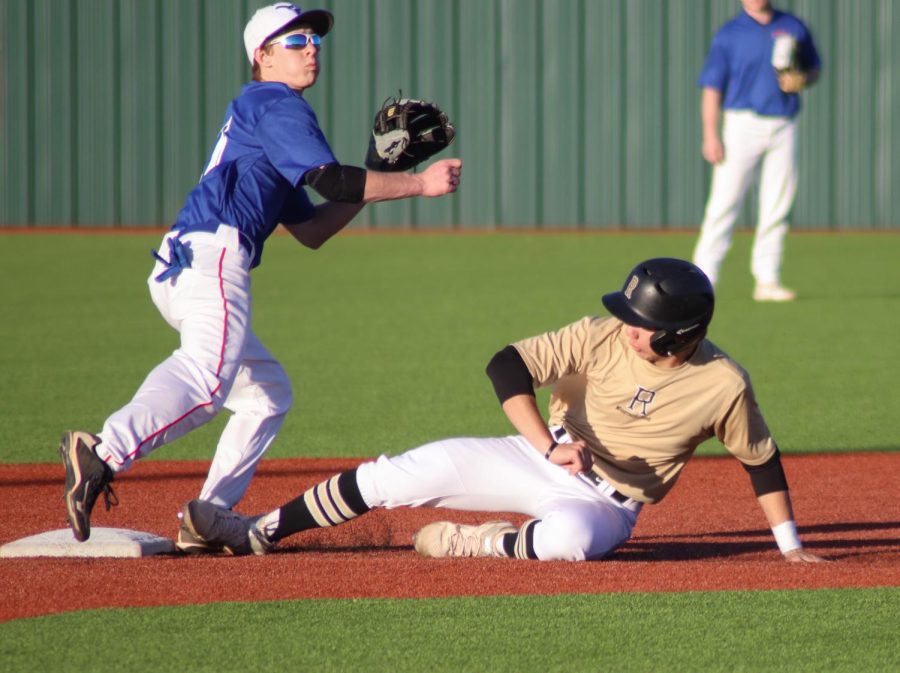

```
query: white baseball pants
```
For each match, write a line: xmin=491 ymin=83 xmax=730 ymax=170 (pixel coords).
xmin=95 ymin=225 xmax=292 ymax=508
xmin=693 ymin=110 xmax=798 ymax=286
xmin=356 ymin=434 xmax=641 ymax=561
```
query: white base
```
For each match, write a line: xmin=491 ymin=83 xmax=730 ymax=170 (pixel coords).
xmin=0 ymin=527 xmax=175 ymax=558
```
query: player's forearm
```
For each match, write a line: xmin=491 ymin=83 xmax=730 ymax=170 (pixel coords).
xmin=501 ymin=394 xmax=557 ymax=455
xmin=362 ymin=170 xmax=425 ymax=203
xmin=757 ymin=490 xmax=803 ymax=554
xmin=700 ymin=88 xmax=723 ymax=139
xmin=485 ymin=346 xmax=556 ymax=454
xmin=282 ymin=201 xmax=365 ymax=249
xmin=756 ymin=490 xmax=795 ymax=527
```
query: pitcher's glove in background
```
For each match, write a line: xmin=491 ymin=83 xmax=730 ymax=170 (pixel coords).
xmin=365 ymin=96 xmax=456 ymax=172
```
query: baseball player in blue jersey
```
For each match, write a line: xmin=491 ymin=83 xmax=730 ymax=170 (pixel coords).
xmin=692 ymin=0 xmax=821 ymax=302
xmin=58 ymin=2 xmax=462 ymax=551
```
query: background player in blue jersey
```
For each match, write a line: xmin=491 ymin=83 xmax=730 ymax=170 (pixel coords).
xmin=692 ymin=0 xmax=821 ymax=302
xmin=59 ymin=3 xmax=463 ymax=552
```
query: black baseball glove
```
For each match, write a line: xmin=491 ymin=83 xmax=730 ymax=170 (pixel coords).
xmin=364 ymin=95 xmax=456 ymax=172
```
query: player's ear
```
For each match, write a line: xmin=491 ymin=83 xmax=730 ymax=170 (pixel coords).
xmin=255 ymin=47 xmax=272 ymax=70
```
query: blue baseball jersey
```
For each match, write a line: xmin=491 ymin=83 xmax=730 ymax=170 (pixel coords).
xmin=174 ymin=81 xmax=337 ymax=268
xmin=697 ymin=9 xmax=821 ymax=118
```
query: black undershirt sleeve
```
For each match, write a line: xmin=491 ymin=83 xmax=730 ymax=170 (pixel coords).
xmin=485 ymin=345 xmax=535 ymax=404
xmin=304 ymin=163 xmax=367 ymax=203
xmin=742 ymin=447 xmax=789 ymax=496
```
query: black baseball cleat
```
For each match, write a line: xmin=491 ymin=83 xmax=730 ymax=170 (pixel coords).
xmin=59 ymin=431 xmax=117 ymax=542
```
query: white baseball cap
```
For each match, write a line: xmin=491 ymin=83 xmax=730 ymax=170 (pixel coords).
xmin=243 ymin=3 xmax=334 ymax=64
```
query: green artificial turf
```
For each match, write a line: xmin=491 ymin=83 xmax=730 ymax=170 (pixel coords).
xmin=1 ymin=231 xmax=897 ymax=463
xmin=1 ymin=588 xmax=898 ymax=673
xmin=2 ymin=232 xmax=898 ymax=673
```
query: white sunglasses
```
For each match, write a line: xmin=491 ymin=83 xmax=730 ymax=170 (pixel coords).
xmin=268 ymin=33 xmax=322 ymax=49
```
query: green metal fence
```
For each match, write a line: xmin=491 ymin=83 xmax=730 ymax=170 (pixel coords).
xmin=1 ymin=0 xmax=897 ymax=229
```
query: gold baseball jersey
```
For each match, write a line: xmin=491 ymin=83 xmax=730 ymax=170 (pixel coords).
xmin=513 ymin=316 xmax=776 ymax=504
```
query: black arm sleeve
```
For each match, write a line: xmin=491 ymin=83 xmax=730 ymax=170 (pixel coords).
xmin=485 ymin=345 xmax=535 ymax=404
xmin=742 ymin=447 xmax=789 ymax=497
xmin=304 ymin=163 xmax=367 ymax=203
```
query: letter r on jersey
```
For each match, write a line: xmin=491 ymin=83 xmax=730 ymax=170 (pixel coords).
xmin=627 ymin=386 xmax=656 ymax=417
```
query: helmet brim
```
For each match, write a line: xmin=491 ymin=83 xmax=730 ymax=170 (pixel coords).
xmin=601 ymin=292 xmax=659 ymax=329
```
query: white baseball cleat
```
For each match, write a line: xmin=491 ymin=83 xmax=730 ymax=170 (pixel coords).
xmin=753 ymin=283 xmax=796 ymax=302
xmin=413 ymin=520 xmax=516 ymax=558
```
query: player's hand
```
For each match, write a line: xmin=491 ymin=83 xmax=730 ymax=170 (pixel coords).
xmin=778 ymin=70 xmax=807 ymax=94
xmin=548 ymin=440 xmax=593 ymax=476
xmin=783 ymin=548 xmax=828 ymax=563
xmin=702 ymin=136 xmax=724 ymax=164
xmin=417 ymin=158 xmax=462 ymax=197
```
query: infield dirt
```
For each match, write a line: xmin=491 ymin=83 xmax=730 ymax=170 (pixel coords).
xmin=1 ymin=453 xmax=898 ymax=622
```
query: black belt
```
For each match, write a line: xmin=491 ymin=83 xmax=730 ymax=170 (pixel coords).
xmin=174 ymin=222 xmax=254 ymax=257
xmin=551 ymin=426 xmax=631 ymax=504
xmin=583 ymin=471 xmax=630 ymax=504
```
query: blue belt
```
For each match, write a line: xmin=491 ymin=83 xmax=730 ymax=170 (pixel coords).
xmin=174 ymin=222 xmax=254 ymax=257
xmin=151 ymin=236 xmax=191 ymax=282
xmin=152 ymin=224 xmax=253 ymax=283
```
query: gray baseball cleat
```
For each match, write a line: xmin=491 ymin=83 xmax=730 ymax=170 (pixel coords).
xmin=413 ymin=520 xmax=516 ymax=558
xmin=59 ymin=430 xmax=117 ymax=542
xmin=175 ymin=519 xmax=222 ymax=555
xmin=180 ymin=499 xmax=273 ymax=556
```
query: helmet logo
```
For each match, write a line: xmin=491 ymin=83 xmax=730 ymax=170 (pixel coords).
xmin=624 ymin=275 xmax=639 ymax=299
xmin=675 ymin=323 xmax=700 ymax=335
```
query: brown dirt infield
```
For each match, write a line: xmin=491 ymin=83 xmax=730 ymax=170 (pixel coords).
xmin=1 ymin=453 xmax=898 ymax=622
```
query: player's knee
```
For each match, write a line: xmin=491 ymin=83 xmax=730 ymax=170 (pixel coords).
xmin=262 ymin=380 xmax=293 ymax=418
xmin=537 ymin=507 xmax=631 ymax=562
xmin=234 ymin=368 xmax=293 ymax=417
xmin=252 ymin=362 xmax=293 ymax=414
xmin=271 ymin=375 xmax=293 ymax=415
xmin=536 ymin=512 xmax=596 ymax=561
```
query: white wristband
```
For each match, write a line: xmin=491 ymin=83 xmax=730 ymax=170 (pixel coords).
xmin=771 ymin=520 xmax=802 ymax=554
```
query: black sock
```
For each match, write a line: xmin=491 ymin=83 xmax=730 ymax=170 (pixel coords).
xmin=272 ymin=468 xmax=370 ymax=541
xmin=501 ymin=519 xmax=539 ymax=559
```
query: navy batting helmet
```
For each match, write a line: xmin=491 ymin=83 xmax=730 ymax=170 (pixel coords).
xmin=602 ymin=258 xmax=714 ymax=356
